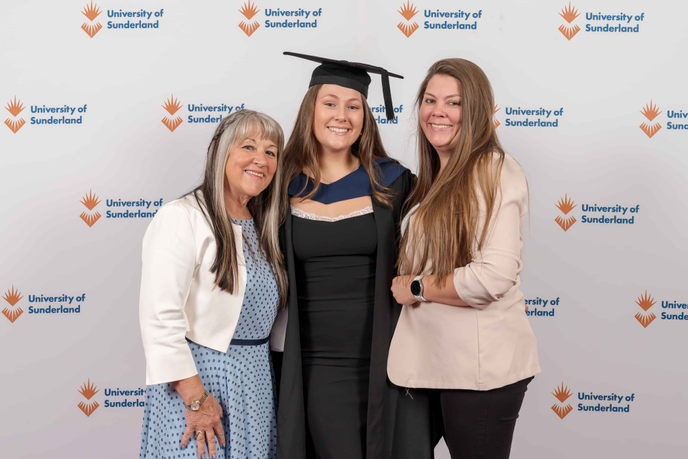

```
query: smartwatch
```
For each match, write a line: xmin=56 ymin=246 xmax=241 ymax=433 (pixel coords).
xmin=410 ymin=275 xmax=427 ymax=302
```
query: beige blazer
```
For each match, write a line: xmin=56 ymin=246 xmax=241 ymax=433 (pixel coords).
xmin=387 ymin=154 xmax=540 ymax=391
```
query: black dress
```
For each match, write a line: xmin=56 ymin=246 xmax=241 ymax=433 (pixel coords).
xmin=294 ymin=211 xmax=377 ymax=458
xmin=276 ymin=164 xmax=441 ymax=459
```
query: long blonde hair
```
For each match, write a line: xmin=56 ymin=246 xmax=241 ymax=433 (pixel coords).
xmin=399 ymin=59 xmax=505 ymax=283
xmin=281 ymin=84 xmax=394 ymax=211
xmin=193 ymin=110 xmax=288 ymax=309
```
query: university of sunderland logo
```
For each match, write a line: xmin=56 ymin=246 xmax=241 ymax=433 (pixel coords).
xmin=551 ymin=383 xmax=573 ymax=419
xmin=555 ymin=194 xmax=576 ymax=232
xmin=238 ymin=1 xmax=322 ymax=35
xmin=80 ymin=190 xmax=102 ymax=227
xmin=162 ymin=95 xmax=183 ymax=132
xmin=397 ymin=2 xmax=420 ymax=38
xmin=81 ymin=2 xmax=103 ymax=38
xmin=2 ymin=286 xmax=24 ymax=323
xmin=640 ymin=101 xmax=662 ymax=138
xmin=4 ymin=96 xmax=26 ymax=134
xmin=78 ymin=380 xmax=100 ymax=417
xmin=239 ymin=1 xmax=261 ymax=36
xmin=493 ymin=105 xmax=500 ymax=128
xmin=634 ymin=291 xmax=657 ymax=328
xmin=558 ymin=3 xmax=581 ymax=40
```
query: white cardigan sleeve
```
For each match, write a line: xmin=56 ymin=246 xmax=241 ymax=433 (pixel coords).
xmin=139 ymin=203 xmax=199 ymax=385
xmin=453 ymin=156 xmax=527 ymax=309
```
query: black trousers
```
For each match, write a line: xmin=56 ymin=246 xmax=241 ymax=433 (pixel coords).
xmin=432 ymin=376 xmax=533 ymax=459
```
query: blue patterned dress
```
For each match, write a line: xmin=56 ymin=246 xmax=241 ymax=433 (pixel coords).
xmin=140 ymin=218 xmax=279 ymax=459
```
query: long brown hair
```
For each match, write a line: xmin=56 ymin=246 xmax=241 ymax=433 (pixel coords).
xmin=280 ymin=84 xmax=394 ymax=212
xmin=193 ymin=110 xmax=288 ymax=309
xmin=399 ymin=59 xmax=505 ymax=284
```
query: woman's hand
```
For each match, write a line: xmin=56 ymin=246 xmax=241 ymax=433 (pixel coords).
xmin=391 ymin=275 xmax=419 ymax=306
xmin=180 ymin=392 xmax=225 ymax=459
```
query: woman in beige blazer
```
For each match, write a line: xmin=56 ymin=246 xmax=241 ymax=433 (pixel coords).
xmin=388 ymin=59 xmax=540 ymax=459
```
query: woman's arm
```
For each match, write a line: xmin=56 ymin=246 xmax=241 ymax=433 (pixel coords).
xmin=139 ymin=203 xmax=199 ymax=384
xmin=139 ymin=203 xmax=226 ymax=457
xmin=391 ymin=156 xmax=526 ymax=309
xmin=391 ymin=274 xmax=469 ymax=307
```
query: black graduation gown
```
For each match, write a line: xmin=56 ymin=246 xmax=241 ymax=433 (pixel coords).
xmin=275 ymin=169 xmax=440 ymax=459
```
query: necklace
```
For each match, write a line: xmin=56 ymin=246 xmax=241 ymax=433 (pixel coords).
xmin=319 ymin=158 xmax=360 ymax=184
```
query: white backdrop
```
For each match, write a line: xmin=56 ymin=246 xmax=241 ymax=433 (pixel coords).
xmin=1 ymin=1 xmax=687 ymax=458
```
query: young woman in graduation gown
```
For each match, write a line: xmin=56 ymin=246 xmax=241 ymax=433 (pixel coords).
xmin=271 ymin=52 xmax=438 ymax=459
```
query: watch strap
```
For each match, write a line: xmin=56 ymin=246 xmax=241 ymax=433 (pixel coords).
xmin=184 ymin=390 xmax=208 ymax=410
xmin=412 ymin=275 xmax=427 ymax=302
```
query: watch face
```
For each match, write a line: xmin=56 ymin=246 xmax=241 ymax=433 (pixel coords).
xmin=410 ymin=280 xmax=421 ymax=296
xmin=190 ymin=401 xmax=200 ymax=410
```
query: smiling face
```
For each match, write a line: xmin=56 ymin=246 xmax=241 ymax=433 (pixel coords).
xmin=419 ymin=74 xmax=463 ymax=157
xmin=224 ymin=131 xmax=278 ymax=204
xmin=312 ymin=84 xmax=364 ymax=156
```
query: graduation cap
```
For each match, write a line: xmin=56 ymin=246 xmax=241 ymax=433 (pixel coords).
xmin=284 ymin=51 xmax=403 ymax=121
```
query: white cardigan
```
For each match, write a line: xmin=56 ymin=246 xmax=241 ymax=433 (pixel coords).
xmin=139 ymin=194 xmax=286 ymax=385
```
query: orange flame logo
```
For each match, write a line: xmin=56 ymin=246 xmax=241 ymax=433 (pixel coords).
xmin=397 ymin=2 xmax=419 ymax=37
xmin=558 ymin=24 xmax=580 ymax=40
xmin=81 ymin=22 xmax=103 ymax=38
xmin=558 ymin=3 xmax=580 ymax=41
xmin=161 ymin=95 xmax=184 ymax=132
xmin=397 ymin=22 xmax=419 ymax=38
xmin=79 ymin=379 xmax=100 ymax=399
xmin=551 ymin=383 xmax=573 ymax=419
xmin=398 ymin=1 xmax=418 ymax=21
xmin=2 ymin=307 xmax=23 ymax=323
xmin=639 ymin=101 xmax=662 ymax=138
xmin=80 ymin=211 xmax=102 ymax=227
xmin=4 ymin=118 xmax=26 ymax=134
xmin=5 ymin=96 xmax=25 ymax=117
xmin=4 ymin=96 xmax=26 ymax=133
xmin=162 ymin=95 xmax=182 ymax=116
xmin=81 ymin=190 xmax=101 ymax=211
xmin=559 ymin=2 xmax=580 ymax=23
xmin=239 ymin=1 xmax=260 ymax=20
xmin=634 ymin=311 xmax=656 ymax=328
xmin=555 ymin=215 xmax=576 ymax=232
xmin=635 ymin=291 xmax=656 ymax=312
xmin=77 ymin=379 xmax=100 ymax=417
xmin=640 ymin=101 xmax=661 ymax=121
xmin=162 ymin=116 xmax=183 ymax=132
xmin=80 ymin=190 xmax=102 ymax=227
xmin=82 ymin=1 xmax=102 ymax=21
xmin=78 ymin=400 xmax=100 ymax=416
xmin=3 ymin=286 xmax=23 ymax=306
xmin=552 ymin=383 xmax=572 ymax=403
xmin=556 ymin=194 xmax=576 ymax=215
xmin=555 ymin=194 xmax=577 ymax=231
xmin=551 ymin=403 xmax=573 ymax=419
xmin=2 ymin=286 xmax=24 ymax=323
xmin=239 ymin=21 xmax=261 ymax=37
xmin=639 ymin=122 xmax=661 ymax=139
xmin=81 ymin=2 xmax=103 ymax=38
xmin=635 ymin=290 xmax=657 ymax=328
xmin=493 ymin=105 xmax=500 ymax=128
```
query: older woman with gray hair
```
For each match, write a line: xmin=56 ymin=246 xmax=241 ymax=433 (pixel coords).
xmin=139 ymin=110 xmax=288 ymax=459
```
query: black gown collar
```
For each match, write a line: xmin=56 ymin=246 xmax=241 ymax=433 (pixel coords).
xmin=287 ymin=157 xmax=405 ymax=204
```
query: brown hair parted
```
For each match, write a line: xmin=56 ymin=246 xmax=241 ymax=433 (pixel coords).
xmin=399 ymin=58 xmax=506 ymax=284
xmin=192 ymin=109 xmax=288 ymax=309
xmin=280 ymin=84 xmax=395 ymax=213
